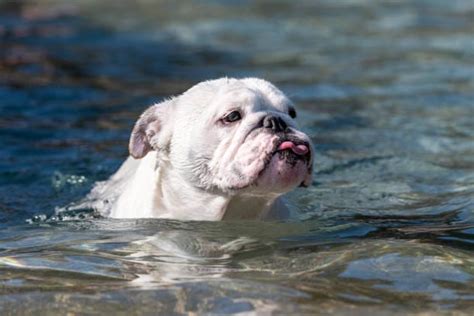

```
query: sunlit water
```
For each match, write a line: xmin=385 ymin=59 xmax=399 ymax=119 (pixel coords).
xmin=1 ymin=1 xmax=473 ymax=314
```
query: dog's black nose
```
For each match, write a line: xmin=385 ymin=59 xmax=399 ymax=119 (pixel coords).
xmin=262 ymin=115 xmax=288 ymax=133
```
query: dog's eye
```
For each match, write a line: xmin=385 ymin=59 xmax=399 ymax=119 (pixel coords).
xmin=223 ymin=110 xmax=242 ymax=123
xmin=288 ymin=108 xmax=297 ymax=119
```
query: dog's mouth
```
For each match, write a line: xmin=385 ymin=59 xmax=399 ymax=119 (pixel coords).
xmin=272 ymin=136 xmax=311 ymax=164
xmin=255 ymin=134 xmax=312 ymax=175
xmin=223 ymin=134 xmax=312 ymax=192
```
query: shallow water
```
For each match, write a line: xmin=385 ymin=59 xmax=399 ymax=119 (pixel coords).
xmin=1 ymin=0 xmax=473 ymax=314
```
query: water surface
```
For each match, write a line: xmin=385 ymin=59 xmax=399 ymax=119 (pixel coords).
xmin=0 ymin=1 xmax=473 ymax=314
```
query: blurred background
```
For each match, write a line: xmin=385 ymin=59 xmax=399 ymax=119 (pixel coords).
xmin=0 ymin=1 xmax=473 ymax=314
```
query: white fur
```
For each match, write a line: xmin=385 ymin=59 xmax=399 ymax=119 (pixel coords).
xmin=68 ymin=78 xmax=313 ymax=221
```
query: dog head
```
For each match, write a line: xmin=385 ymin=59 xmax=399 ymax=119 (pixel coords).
xmin=129 ymin=78 xmax=313 ymax=196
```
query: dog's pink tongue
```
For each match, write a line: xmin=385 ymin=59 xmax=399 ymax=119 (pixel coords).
xmin=278 ymin=141 xmax=309 ymax=156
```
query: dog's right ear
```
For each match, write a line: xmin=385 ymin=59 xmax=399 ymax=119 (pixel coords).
xmin=129 ymin=102 xmax=172 ymax=159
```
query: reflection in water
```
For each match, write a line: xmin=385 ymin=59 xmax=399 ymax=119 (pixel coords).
xmin=0 ymin=0 xmax=473 ymax=314
xmin=1 ymin=220 xmax=473 ymax=314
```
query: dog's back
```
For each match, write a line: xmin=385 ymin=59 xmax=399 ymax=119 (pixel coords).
xmin=60 ymin=157 xmax=141 ymax=216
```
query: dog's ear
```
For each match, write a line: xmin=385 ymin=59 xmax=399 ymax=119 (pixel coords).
xmin=129 ymin=102 xmax=172 ymax=159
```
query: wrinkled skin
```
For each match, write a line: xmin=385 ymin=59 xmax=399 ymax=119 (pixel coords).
xmin=166 ymin=78 xmax=313 ymax=194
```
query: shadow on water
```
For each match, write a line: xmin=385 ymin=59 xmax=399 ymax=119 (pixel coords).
xmin=0 ymin=0 xmax=473 ymax=314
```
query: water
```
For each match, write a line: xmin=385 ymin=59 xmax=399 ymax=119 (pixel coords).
xmin=1 ymin=0 xmax=473 ymax=314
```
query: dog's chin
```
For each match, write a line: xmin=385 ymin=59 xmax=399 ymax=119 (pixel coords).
xmin=254 ymin=150 xmax=311 ymax=193
xmin=229 ymin=141 xmax=312 ymax=195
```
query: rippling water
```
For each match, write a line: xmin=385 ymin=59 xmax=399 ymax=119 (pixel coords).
xmin=1 ymin=1 xmax=473 ymax=314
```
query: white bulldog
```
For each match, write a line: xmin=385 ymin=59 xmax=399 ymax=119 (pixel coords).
xmin=79 ymin=78 xmax=314 ymax=221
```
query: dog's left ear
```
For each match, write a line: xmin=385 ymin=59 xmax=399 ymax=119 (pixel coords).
xmin=129 ymin=101 xmax=172 ymax=159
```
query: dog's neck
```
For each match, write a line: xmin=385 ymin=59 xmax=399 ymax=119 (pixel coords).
xmin=111 ymin=152 xmax=280 ymax=220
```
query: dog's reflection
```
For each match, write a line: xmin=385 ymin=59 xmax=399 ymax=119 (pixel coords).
xmin=124 ymin=231 xmax=269 ymax=285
